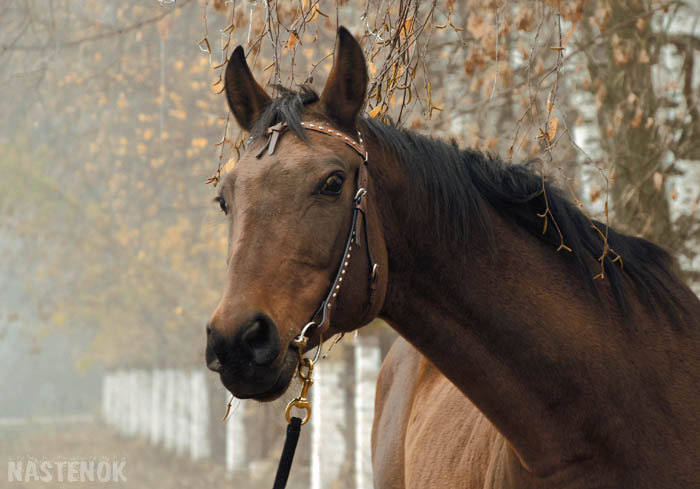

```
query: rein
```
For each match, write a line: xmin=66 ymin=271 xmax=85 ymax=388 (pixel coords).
xmin=254 ymin=120 xmax=379 ymax=489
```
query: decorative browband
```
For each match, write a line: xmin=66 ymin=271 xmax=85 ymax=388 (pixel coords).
xmin=256 ymin=121 xmax=367 ymax=162
xmin=299 ymin=122 xmax=368 ymax=162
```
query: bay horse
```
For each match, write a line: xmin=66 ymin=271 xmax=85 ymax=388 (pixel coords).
xmin=205 ymin=27 xmax=700 ymax=488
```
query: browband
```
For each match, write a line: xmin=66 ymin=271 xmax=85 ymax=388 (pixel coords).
xmin=256 ymin=121 xmax=368 ymax=162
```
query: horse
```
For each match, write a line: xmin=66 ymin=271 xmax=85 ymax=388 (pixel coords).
xmin=373 ymin=336 xmax=529 ymax=489
xmin=204 ymin=26 xmax=700 ymax=488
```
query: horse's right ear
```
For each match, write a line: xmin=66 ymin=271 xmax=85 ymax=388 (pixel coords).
xmin=224 ymin=46 xmax=272 ymax=132
xmin=320 ymin=27 xmax=368 ymax=129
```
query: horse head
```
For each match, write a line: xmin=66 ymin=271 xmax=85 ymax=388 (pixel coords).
xmin=205 ymin=27 xmax=388 ymax=401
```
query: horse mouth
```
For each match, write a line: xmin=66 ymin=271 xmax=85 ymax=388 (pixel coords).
xmin=219 ymin=347 xmax=298 ymax=402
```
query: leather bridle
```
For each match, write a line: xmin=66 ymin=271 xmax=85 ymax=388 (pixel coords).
xmin=254 ymin=120 xmax=379 ymax=352
xmin=251 ymin=120 xmax=381 ymax=488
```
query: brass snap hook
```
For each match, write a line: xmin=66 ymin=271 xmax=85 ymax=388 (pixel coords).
xmin=285 ymin=358 xmax=314 ymax=425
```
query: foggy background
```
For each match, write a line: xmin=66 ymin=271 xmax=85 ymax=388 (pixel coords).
xmin=1 ymin=0 xmax=698 ymax=488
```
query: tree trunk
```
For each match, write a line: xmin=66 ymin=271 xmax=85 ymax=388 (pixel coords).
xmin=585 ymin=0 xmax=676 ymax=252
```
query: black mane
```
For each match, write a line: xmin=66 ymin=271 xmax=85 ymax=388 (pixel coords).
xmin=252 ymin=87 xmax=679 ymax=317
xmin=364 ymin=119 xmax=678 ymax=316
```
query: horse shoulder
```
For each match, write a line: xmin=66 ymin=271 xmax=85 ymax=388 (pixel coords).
xmin=404 ymin=360 xmax=515 ymax=489
xmin=373 ymin=337 xmax=528 ymax=489
xmin=372 ymin=336 xmax=424 ymax=489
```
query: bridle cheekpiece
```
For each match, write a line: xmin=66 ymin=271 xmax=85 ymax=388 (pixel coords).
xmin=255 ymin=120 xmax=381 ymax=489
xmin=253 ymin=120 xmax=379 ymax=361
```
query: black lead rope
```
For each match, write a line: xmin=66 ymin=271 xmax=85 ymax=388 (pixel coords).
xmin=271 ymin=416 xmax=302 ymax=489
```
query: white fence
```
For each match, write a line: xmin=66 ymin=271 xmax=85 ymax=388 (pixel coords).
xmin=101 ymin=335 xmax=382 ymax=489
xmin=103 ymin=369 xmax=211 ymax=461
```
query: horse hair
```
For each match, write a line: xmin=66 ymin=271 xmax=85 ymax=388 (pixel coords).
xmin=250 ymin=86 xmax=680 ymax=319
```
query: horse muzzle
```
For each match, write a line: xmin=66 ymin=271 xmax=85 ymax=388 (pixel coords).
xmin=205 ymin=312 xmax=295 ymax=401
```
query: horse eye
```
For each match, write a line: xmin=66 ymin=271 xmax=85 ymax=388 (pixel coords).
xmin=320 ymin=173 xmax=345 ymax=195
xmin=214 ymin=195 xmax=227 ymax=214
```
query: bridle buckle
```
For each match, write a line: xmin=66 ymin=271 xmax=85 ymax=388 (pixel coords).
xmin=371 ymin=263 xmax=379 ymax=283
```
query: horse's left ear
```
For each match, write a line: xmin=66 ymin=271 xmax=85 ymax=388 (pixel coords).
xmin=224 ymin=46 xmax=272 ymax=132
xmin=320 ymin=27 xmax=368 ymax=129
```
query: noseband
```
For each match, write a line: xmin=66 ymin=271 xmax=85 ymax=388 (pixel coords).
xmin=255 ymin=121 xmax=379 ymax=351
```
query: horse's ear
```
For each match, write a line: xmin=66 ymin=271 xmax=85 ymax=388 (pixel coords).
xmin=224 ymin=46 xmax=272 ymax=132
xmin=320 ymin=27 xmax=368 ymax=129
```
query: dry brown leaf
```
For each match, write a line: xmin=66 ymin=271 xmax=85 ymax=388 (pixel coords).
xmin=287 ymin=31 xmax=299 ymax=51
xmin=548 ymin=117 xmax=558 ymax=142
xmin=401 ymin=17 xmax=413 ymax=38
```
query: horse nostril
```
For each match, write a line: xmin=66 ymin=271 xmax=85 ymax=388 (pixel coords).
xmin=205 ymin=333 xmax=222 ymax=373
xmin=240 ymin=313 xmax=281 ymax=366
xmin=207 ymin=356 xmax=222 ymax=372
xmin=241 ymin=321 xmax=265 ymax=348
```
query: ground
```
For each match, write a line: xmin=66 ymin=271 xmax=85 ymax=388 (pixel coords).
xmin=0 ymin=419 xmax=292 ymax=489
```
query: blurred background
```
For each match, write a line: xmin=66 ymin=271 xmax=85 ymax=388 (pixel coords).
xmin=0 ymin=0 xmax=698 ymax=488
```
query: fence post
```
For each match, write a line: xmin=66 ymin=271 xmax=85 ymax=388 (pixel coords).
xmin=225 ymin=395 xmax=246 ymax=475
xmin=138 ymin=371 xmax=151 ymax=438
xmin=311 ymin=364 xmax=322 ymax=489
xmin=100 ymin=367 xmax=213 ymax=462
xmin=163 ymin=369 xmax=176 ymax=451
xmin=174 ymin=371 xmax=188 ymax=455
xmin=190 ymin=369 xmax=211 ymax=460
xmin=117 ymin=370 xmax=129 ymax=434
xmin=127 ymin=370 xmax=138 ymax=436
xmin=102 ymin=374 xmax=111 ymax=426
xmin=310 ymin=360 xmax=347 ymax=489
xmin=354 ymin=335 xmax=381 ymax=489
xmin=150 ymin=369 xmax=162 ymax=445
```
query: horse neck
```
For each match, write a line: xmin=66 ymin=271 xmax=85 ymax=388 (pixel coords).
xmin=369 ymin=141 xmax=700 ymax=480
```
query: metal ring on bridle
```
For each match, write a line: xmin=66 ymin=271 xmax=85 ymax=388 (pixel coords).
xmin=298 ymin=321 xmax=317 ymax=341
xmin=293 ymin=322 xmax=323 ymax=363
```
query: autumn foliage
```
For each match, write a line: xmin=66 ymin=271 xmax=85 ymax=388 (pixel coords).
xmin=0 ymin=0 xmax=697 ymax=368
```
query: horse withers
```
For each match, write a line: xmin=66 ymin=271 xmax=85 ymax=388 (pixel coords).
xmin=205 ymin=26 xmax=700 ymax=489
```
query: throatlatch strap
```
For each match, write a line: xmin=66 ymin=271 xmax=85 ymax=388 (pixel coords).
xmin=271 ymin=416 xmax=302 ymax=489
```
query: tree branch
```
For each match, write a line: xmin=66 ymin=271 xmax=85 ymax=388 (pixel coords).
xmin=1 ymin=0 xmax=193 ymax=52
